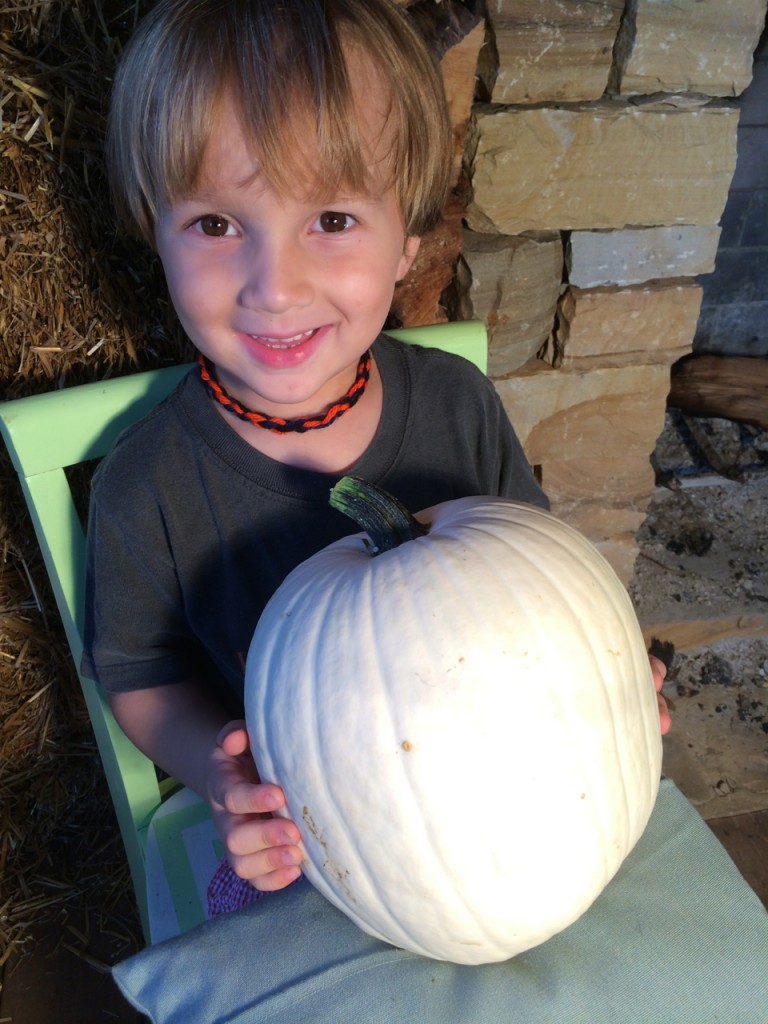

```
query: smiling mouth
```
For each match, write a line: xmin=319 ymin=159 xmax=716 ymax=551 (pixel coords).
xmin=248 ymin=328 xmax=317 ymax=350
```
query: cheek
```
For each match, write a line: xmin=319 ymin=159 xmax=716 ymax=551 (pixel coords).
xmin=337 ymin=241 xmax=409 ymax=308
xmin=161 ymin=252 xmax=227 ymax=319
xmin=342 ymin=270 xmax=399 ymax=317
xmin=163 ymin=275 xmax=222 ymax=339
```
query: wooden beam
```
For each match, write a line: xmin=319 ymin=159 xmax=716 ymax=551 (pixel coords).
xmin=642 ymin=613 xmax=768 ymax=653
xmin=668 ymin=355 xmax=768 ymax=429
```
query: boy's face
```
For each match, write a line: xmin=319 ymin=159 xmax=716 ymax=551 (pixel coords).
xmin=153 ymin=80 xmax=420 ymax=420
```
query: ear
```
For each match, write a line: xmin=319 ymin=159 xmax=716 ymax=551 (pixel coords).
xmin=396 ymin=236 xmax=421 ymax=282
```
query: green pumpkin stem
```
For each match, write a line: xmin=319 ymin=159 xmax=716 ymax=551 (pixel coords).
xmin=329 ymin=476 xmax=430 ymax=555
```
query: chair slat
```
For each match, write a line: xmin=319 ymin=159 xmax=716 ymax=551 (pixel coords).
xmin=1 ymin=364 xmax=192 ymax=475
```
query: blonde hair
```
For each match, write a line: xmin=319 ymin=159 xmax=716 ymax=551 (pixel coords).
xmin=107 ymin=0 xmax=453 ymax=245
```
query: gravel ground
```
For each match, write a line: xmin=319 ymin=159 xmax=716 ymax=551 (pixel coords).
xmin=629 ymin=411 xmax=768 ymax=819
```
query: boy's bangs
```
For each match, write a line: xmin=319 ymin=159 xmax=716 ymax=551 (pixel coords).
xmin=108 ymin=0 xmax=452 ymax=242
xmin=229 ymin=62 xmax=399 ymax=210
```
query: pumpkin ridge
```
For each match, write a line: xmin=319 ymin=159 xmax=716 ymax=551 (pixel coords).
xmin=513 ymin=516 xmax=649 ymax=873
xmin=455 ymin=507 xmax=657 ymax=899
xmin=305 ymin=578 xmax=390 ymax=920
xmin=463 ymin=516 xmax=621 ymax=907
xmin=369 ymin=529 xmax=550 ymax=957
xmin=290 ymin=558 xmax=447 ymax=954
xmin=360 ymin=551 xmax=490 ymax=957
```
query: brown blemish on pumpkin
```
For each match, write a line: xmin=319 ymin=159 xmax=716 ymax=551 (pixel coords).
xmin=401 ymin=740 xmax=413 ymax=752
xmin=303 ymin=806 xmax=327 ymax=851
xmin=304 ymin=807 xmax=357 ymax=904
xmin=323 ymin=861 xmax=357 ymax=904
xmin=323 ymin=859 xmax=351 ymax=884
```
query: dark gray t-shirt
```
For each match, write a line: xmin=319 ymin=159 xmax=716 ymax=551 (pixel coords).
xmin=81 ymin=335 xmax=547 ymax=711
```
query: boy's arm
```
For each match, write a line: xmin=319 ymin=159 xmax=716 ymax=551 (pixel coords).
xmin=108 ymin=682 xmax=303 ymax=890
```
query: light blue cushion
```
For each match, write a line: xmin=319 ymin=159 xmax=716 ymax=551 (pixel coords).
xmin=114 ymin=779 xmax=768 ymax=1023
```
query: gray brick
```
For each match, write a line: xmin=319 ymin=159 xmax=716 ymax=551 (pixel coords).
xmin=719 ymin=190 xmax=752 ymax=246
xmin=695 ymin=302 xmax=768 ymax=356
xmin=731 ymin=125 xmax=768 ymax=190
xmin=741 ymin=190 xmax=768 ymax=245
xmin=739 ymin=48 xmax=768 ymax=126
xmin=700 ymin=247 xmax=768 ymax=305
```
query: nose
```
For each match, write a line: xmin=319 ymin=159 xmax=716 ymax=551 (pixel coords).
xmin=238 ymin=234 xmax=313 ymax=315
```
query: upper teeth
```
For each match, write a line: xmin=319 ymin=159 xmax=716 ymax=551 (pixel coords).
xmin=253 ymin=329 xmax=315 ymax=348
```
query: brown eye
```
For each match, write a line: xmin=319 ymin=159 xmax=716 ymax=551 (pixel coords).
xmin=197 ymin=214 xmax=231 ymax=237
xmin=318 ymin=211 xmax=353 ymax=233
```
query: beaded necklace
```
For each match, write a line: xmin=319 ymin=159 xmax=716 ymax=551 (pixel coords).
xmin=198 ymin=350 xmax=372 ymax=434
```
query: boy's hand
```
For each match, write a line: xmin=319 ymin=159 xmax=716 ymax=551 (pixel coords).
xmin=208 ymin=721 xmax=303 ymax=891
xmin=649 ymin=655 xmax=672 ymax=736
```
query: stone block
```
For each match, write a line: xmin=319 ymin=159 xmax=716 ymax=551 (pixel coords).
xmin=484 ymin=0 xmax=623 ymax=104
xmin=538 ymin=455 xmax=656 ymax=507
xmin=551 ymin=503 xmax=649 ymax=545
xmin=456 ymin=231 xmax=563 ymax=376
xmin=496 ymin=361 xmax=668 ymax=586
xmin=554 ymin=511 xmax=645 ymax=584
xmin=494 ymin=361 xmax=670 ymax=464
xmin=439 ymin=17 xmax=487 ymax=178
xmin=617 ymin=0 xmax=768 ymax=98
xmin=591 ymin=535 xmax=641 ymax=588
xmin=466 ymin=99 xmax=739 ymax=234
xmin=551 ymin=282 xmax=701 ymax=368
xmin=567 ymin=226 xmax=721 ymax=287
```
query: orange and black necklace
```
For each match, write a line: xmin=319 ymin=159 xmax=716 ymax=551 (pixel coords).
xmin=198 ymin=351 xmax=372 ymax=435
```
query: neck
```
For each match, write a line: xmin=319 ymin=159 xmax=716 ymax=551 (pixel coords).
xmin=209 ymin=357 xmax=385 ymax=473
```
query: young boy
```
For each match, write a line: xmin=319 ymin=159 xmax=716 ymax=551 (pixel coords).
xmin=83 ymin=0 xmax=668 ymax=909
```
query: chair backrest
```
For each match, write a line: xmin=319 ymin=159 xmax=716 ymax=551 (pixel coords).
xmin=0 ymin=320 xmax=487 ymax=937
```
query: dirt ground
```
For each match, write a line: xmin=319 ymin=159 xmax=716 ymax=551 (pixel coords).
xmin=629 ymin=410 xmax=768 ymax=820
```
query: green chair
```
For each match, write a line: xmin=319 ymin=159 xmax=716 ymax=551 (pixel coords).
xmin=0 ymin=321 xmax=488 ymax=944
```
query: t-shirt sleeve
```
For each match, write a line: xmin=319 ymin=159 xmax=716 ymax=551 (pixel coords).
xmin=80 ymin=464 xmax=204 ymax=693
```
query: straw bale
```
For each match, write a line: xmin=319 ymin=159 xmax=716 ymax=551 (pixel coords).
xmin=0 ymin=453 xmax=143 ymax=964
xmin=1 ymin=1 xmax=188 ymax=400
xmin=0 ymin=0 xmax=168 ymax=964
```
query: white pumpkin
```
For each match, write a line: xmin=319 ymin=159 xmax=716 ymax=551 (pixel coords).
xmin=245 ymin=478 xmax=662 ymax=965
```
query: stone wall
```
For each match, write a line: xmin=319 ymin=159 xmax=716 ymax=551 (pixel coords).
xmin=455 ymin=0 xmax=767 ymax=582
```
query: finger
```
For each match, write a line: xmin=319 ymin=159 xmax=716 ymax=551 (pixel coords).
xmin=228 ymin=843 xmax=303 ymax=892
xmin=226 ymin=821 xmax=304 ymax=891
xmin=234 ymin=861 xmax=303 ymax=893
xmin=216 ymin=720 xmax=250 ymax=756
xmin=649 ymin=654 xmax=667 ymax=691
xmin=222 ymin=781 xmax=287 ymax=817
xmin=226 ymin=815 xmax=302 ymax=858
xmin=657 ymin=691 xmax=672 ymax=736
